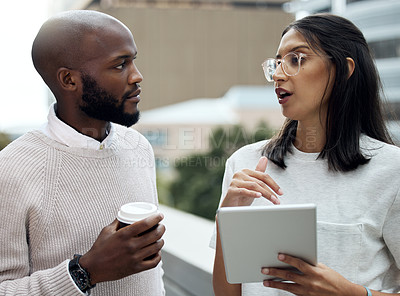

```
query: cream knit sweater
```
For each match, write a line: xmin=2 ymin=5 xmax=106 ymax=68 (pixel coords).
xmin=0 ymin=126 xmax=164 ymax=295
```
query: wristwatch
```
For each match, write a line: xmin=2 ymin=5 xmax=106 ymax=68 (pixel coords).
xmin=69 ymin=254 xmax=96 ymax=294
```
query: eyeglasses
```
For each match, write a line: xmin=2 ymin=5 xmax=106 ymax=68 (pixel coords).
xmin=261 ymin=52 xmax=310 ymax=82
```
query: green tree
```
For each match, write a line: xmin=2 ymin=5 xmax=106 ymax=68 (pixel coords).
xmin=0 ymin=132 xmax=11 ymax=151
xmin=168 ymin=122 xmax=274 ymax=220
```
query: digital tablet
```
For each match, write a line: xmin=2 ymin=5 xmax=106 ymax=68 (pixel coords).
xmin=217 ymin=203 xmax=317 ymax=284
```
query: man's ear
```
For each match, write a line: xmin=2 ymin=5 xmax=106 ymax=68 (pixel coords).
xmin=346 ymin=57 xmax=355 ymax=79
xmin=57 ymin=67 xmax=79 ymax=91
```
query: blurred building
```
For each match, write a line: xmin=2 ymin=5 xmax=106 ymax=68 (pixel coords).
xmin=284 ymin=0 xmax=400 ymax=141
xmin=7 ymin=2 xmax=397 ymax=296
xmin=65 ymin=0 xmax=293 ymax=111
xmin=134 ymin=85 xmax=285 ymax=167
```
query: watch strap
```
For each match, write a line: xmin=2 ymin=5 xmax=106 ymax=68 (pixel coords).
xmin=69 ymin=254 xmax=96 ymax=293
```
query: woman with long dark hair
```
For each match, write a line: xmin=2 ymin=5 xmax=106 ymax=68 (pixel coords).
xmin=212 ymin=14 xmax=400 ymax=295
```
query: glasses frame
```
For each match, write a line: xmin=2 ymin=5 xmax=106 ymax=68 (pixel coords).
xmin=261 ymin=52 xmax=314 ymax=82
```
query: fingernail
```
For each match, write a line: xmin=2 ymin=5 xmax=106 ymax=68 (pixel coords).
xmin=278 ymin=254 xmax=285 ymax=260
xmin=271 ymin=195 xmax=280 ymax=205
xmin=256 ymin=192 xmax=262 ymax=197
xmin=277 ymin=189 xmax=284 ymax=195
xmin=263 ymin=281 xmax=270 ymax=287
xmin=262 ymin=268 xmax=269 ymax=274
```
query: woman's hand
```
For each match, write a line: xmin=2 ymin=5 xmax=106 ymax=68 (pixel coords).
xmin=221 ymin=156 xmax=283 ymax=207
xmin=261 ymin=254 xmax=365 ymax=296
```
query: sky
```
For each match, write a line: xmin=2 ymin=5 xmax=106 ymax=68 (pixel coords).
xmin=0 ymin=0 xmax=51 ymax=135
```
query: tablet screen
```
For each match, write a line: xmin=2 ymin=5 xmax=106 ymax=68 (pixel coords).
xmin=217 ymin=203 xmax=317 ymax=284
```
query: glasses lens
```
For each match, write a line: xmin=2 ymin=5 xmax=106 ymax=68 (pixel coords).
xmin=282 ymin=53 xmax=300 ymax=76
xmin=262 ymin=59 xmax=276 ymax=82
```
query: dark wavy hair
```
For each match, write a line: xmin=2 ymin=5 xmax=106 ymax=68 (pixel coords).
xmin=262 ymin=13 xmax=393 ymax=172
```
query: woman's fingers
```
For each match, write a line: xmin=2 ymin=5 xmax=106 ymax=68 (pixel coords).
xmin=261 ymin=254 xmax=355 ymax=296
xmin=276 ymin=254 xmax=313 ymax=274
xmin=254 ymin=156 xmax=283 ymax=196
xmin=235 ymin=170 xmax=282 ymax=204
xmin=224 ymin=179 xmax=278 ymax=205
xmin=241 ymin=170 xmax=283 ymax=196
xmin=261 ymin=254 xmax=314 ymax=286
xmin=221 ymin=187 xmax=262 ymax=207
xmin=223 ymin=157 xmax=283 ymax=206
xmin=255 ymin=156 xmax=268 ymax=172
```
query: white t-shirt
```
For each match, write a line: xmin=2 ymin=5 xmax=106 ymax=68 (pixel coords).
xmin=211 ymin=135 xmax=400 ymax=295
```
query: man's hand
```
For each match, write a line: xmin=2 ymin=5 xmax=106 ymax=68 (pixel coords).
xmin=79 ymin=213 xmax=165 ymax=284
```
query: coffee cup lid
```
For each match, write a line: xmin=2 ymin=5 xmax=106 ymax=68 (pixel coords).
xmin=117 ymin=202 xmax=158 ymax=224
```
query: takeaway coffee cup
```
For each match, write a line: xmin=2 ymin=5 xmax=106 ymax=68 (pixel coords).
xmin=117 ymin=202 xmax=161 ymax=260
xmin=117 ymin=202 xmax=159 ymax=229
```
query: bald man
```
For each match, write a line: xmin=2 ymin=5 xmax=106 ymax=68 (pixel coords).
xmin=0 ymin=10 xmax=165 ymax=295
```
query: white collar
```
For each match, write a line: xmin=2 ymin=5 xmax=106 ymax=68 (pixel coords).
xmin=41 ymin=103 xmax=115 ymax=150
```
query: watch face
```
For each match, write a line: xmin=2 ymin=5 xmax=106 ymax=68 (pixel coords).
xmin=71 ymin=269 xmax=89 ymax=290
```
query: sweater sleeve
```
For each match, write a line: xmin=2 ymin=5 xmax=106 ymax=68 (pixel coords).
xmin=0 ymin=260 xmax=85 ymax=296
xmin=382 ymin=186 xmax=400 ymax=270
xmin=0 ymin=181 xmax=84 ymax=295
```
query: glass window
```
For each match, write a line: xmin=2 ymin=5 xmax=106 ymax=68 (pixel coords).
xmin=316 ymin=7 xmax=330 ymax=13
xmin=141 ymin=129 xmax=167 ymax=147
xmin=368 ymin=38 xmax=400 ymax=59
xmin=347 ymin=0 xmax=368 ymax=4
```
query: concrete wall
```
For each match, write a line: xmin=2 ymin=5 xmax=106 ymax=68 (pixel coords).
xmin=87 ymin=3 xmax=294 ymax=110
xmin=159 ymin=205 xmax=215 ymax=296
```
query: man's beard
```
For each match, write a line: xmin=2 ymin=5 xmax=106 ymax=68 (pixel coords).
xmin=79 ymin=73 xmax=140 ymax=127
